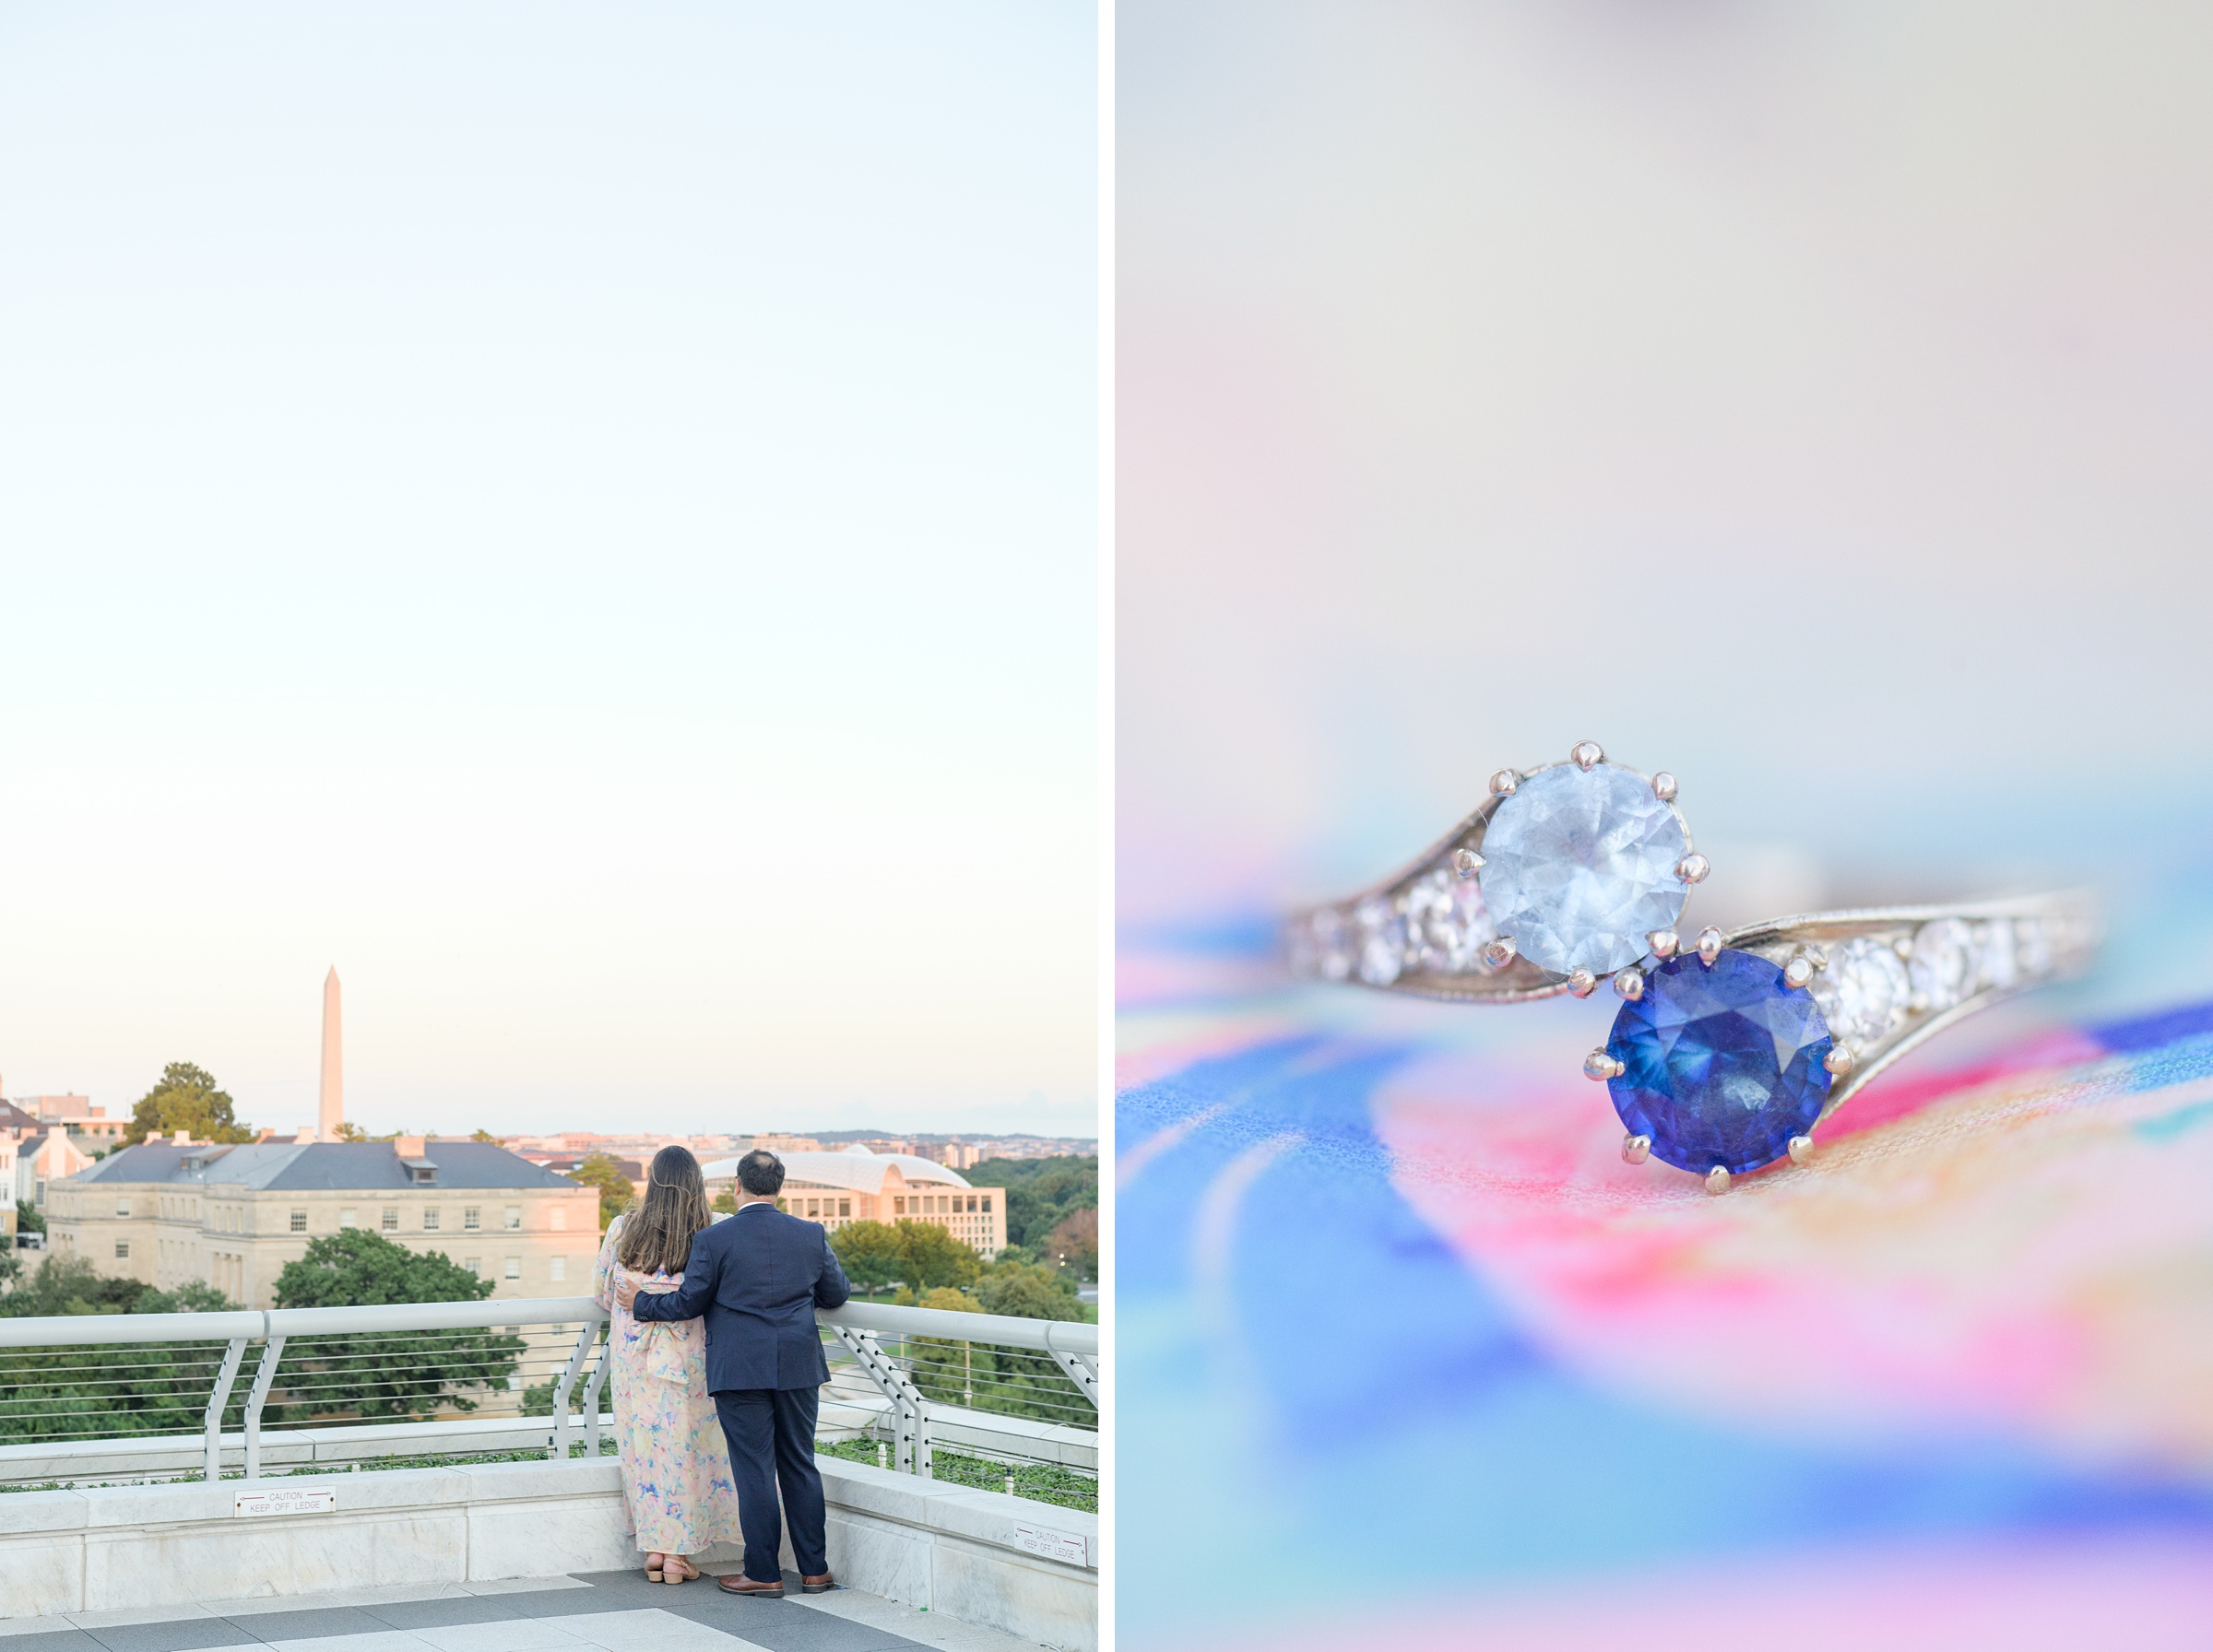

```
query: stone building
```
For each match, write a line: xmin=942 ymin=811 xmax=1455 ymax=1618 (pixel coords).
xmin=703 ymin=1145 xmax=1007 ymax=1259
xmin=45 ymin=1136 xmax=598 ymax=1307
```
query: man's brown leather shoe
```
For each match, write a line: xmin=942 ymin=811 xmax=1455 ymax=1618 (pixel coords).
xmin=716 ymin=1575 xmax=785 ymax=1599
xmin=800 ymin=1574 xmax=834 ymax=1594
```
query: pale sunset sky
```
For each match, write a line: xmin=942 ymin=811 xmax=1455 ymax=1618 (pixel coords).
xmin=0 ymin=5 xmax=1098 ymax=1139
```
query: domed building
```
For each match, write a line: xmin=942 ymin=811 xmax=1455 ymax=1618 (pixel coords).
xmin=701 ymin=1144 xmax=1006 ymax=1259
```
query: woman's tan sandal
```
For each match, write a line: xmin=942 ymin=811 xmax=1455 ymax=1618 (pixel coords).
xmin=661 ymin=1556 xmax=699 ymax=1585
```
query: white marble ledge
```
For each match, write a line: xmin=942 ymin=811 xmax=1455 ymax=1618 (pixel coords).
xmin=819 ymin=1459 xmax=1096 ymax=1569
xmin=80 ymin=1469 xmax=478 ymax=1528
xmin=0 ymin=1487 xmax=89 ymax=1534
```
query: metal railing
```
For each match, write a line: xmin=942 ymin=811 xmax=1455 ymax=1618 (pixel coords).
xmin=0 ymin=1297 xmax=1099 ymax=1499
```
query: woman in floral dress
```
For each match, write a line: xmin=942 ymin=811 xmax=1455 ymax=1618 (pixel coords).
xmin=592 ymin=1145 xmax=740 ymax=1583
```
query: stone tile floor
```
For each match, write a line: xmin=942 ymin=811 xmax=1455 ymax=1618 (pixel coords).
xmin=0 ymin=1573 xmax=1044 ymax=1652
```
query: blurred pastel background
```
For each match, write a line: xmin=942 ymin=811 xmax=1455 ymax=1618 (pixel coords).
xmin=1118 ymin=4 xmax=2213 ymax=1646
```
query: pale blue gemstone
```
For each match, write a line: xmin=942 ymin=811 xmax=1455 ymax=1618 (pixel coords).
xmin=1475 ymin=763 xmax=1689 ymax=976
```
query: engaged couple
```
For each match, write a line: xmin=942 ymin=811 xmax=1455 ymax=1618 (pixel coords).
xmin=592 ymin=1146 xmax=851 ymax=1597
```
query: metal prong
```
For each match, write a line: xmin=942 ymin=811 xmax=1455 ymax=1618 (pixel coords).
xmin=1676 ymin=853 xmax=1710 ymax=885
xmin=1621 ymin=1134 xmax=1651 ymax=1164
xmin=1824 ymin=1044 xmax=1854 ymax=1076
xmin=1695 ymin=926 xmax=1723 ymax=966
xmin=1786 ymin=1135 xmax=1815 ymax=1165
xmin=1570 ymin=740 xmax=1603 ymax=771
xmin=1647 ymin=928 xmax=1678 ymax=960
xmin=1484 ymin=937 xmax=1517 ymax=969
xmin=1651 ymin=772 xmax=1677 ymax=802
xmin=1489 ymin=769 xmax=1520 ymax=797
xmin=1585 ymin=1049 xmax=1625 ymax=1081
xmin=1893 ymin=935 xmax=1913 ymax=960
xmin=1614 ymin=966 xmax=1644 ymax=1001
xmin=1781 ymin=956 xmax=1815 ymax=990
xmin=1704 ymin=1166 xmax=1731 ymax=1195
xmin=1568 ymin=968 xmax=1597 ymax=997
xmin=1451 ymin=847 xmax=1485 ymax=879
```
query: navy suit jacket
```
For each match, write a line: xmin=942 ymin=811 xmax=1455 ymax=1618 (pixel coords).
xmin=629 ymin=1204 xmax=850 ymax=1391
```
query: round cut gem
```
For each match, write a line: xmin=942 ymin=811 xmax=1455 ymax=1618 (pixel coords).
xmin=1354 ymin=897 xmax=1405 ymax=986
xmin=1975 ymin=918 xmax=2018 ymax=991
xmin=1810 ymin=936 xmax=1909 ymax=1051
xmin=1606 ymin=950 xmax=1835 ymax=1175
xmin=1403 ymin=867 xmax=1497 ymax=974
xmin=1475 ymin=763 xmax=1689 ymax=977
xmin=1910 ymin=917 xmax=1974 ymax=1011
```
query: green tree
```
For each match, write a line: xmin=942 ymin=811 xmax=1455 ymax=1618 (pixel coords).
xmin=16 ymin=1198 xmax=46 ymax=1235
xmin=469 ymin=1127 xmax=500 ymax=1142
xmin=906 ymin=1268 xmax=1083 ymax=1421
xmin=893 ymin=1218 xmax=980 ymax=1292
xmin=267 ymin=1230 xmax=524 ymax=1423
xmin=830 ymin=1220 xmax=905 ymax=1293
xmin=0 ymin=1257 xmax=241 ymax=1444
xmin=970 ymin=1156 xmax=1096 ymax=1248
xmin=1042 ymin=1208 xmax=1097 ymax=1280
xmin=334 ymin=1122 xmax=369 ymax=1141
xmin=124 ymin=1062 xmax=254 ymax=1145
xmin=566 ymin=1153 xmax=633 ymax=1230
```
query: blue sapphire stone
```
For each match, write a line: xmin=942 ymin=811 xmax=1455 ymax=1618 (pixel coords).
xmin=1605 ymin=949 xmax=1834 ymax=1175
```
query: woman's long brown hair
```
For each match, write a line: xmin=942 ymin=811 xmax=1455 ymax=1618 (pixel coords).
xmin=615 ymin=1145 xmax=712 ymax=1276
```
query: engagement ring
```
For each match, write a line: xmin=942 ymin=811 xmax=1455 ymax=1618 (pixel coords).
xmin=1591 ymin=893 xmax=2099 ymax=1190
xmin=1285 ymin=741 xmax=1704 ymax=1000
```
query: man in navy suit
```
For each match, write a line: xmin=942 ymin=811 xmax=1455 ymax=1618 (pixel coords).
xmin=616 ymin=1149 xmax=851 ymax=1598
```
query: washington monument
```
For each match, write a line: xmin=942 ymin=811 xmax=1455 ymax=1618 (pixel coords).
xmin=318 ymin=966 xmax=344 ymax=1141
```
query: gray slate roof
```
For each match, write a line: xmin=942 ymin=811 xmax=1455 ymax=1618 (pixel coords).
xmin=76 ymin=1140 xmax=578 ymax=1192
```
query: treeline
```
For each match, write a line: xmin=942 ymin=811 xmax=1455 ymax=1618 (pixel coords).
xmin=973 ymin=1155 xmax=1096 ymax=1279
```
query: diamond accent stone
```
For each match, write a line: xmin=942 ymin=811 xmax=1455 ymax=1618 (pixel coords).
xmin=1910 ymin=917 xmax=1974 ymax=1012
xmin=1355 ymin=897 xmax=1405 ymax=986
xmin=1605 ymin=949 xmax=1834 ymax=1175
xmin=1976 ymin=918 xmax=2018 ymax=991
xmin=2015 ymin=917 xmax=2053 ymax=978
xmin=1810 ymin=935 xmax=1909 ymax=1050
xmin=1403 ymin=867 xmax=1497 ymax=974
xmin=1297 ymin=908 xmax=1353 ymax=981
xmin=1474 ymin=763 xmax=1689 ymax=978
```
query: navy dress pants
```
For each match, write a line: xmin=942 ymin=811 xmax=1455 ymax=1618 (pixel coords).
xmin=712 ymin=1386 xmax=827 ymax=1582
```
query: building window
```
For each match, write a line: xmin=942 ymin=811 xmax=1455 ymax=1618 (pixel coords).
xmin=465 ymin=1257 xmax=481 ymax=1276
xmin=504 ymin=1257 xmax=520 ymax=1280
xmin=981 ymin=1197 xmax=991 ymax=1213
xmin=290 ymin=1210 xmax=307 ymax=1233
xmin=423 ymin=1208 xmax=440 ymax=1231
xmin=550 ymin=1257 xmax=567 ymax=1281
xmin=339 ymin=1209 xmax=357 ymax=1229
xmin=838 ymin=1199 xmax=850 ymax=1217
xmin=116 ymin=1198 xmax=131 ymax=1217
xmin=381 ymin=1208 xmax=398 ymax=1232
xmin=464 ymin=1207 xmax=480 ymax=1231
xmin=550 ymin=1207 xmax=567 ymax=1232
xmin=893 ymin=1197 xmax=905 ymax=1214
xmin=115 ymin=1241 xmax=130 ymax=1259
xmin=806 ymin=1199 xmax=820 ymax=1218
xmin=504 ymin=1207 xmax=521 ymax=1231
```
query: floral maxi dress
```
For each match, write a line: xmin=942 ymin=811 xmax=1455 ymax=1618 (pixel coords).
xmin=592 ymin=1214 xmax=741 ymax=1556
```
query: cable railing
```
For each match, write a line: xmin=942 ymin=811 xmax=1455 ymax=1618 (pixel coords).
xmin=0 ymin=1297 xmax=1099 ymax=1507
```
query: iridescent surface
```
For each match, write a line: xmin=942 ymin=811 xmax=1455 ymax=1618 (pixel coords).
xmin=1476 ymin=763 xmax=1689 ymax=976
xmin=1606 ymin=949 xmax=1835 ymax=1174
